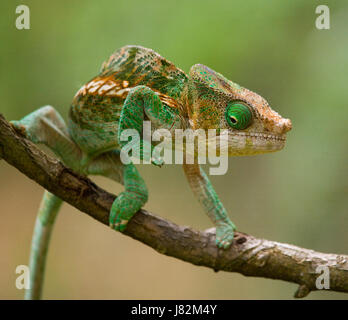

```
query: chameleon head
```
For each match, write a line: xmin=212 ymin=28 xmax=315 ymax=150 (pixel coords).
xmin=186 ymin=64 xmax=292 ymax=156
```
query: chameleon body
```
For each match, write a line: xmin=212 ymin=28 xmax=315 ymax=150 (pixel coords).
xmin=11 ymin=45 xmax=292 ymax=299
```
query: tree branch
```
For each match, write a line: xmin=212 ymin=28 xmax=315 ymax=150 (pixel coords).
xmin=0 ymin=113 xmax=347 ymax=298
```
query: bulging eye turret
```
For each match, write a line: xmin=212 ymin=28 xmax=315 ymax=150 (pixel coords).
xmin=225 ymin=102 xmax=253 ymax=130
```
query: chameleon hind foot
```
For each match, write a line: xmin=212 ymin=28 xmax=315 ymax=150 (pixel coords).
xmin=10 ymin=106 xmax=69 ymax=143
xmin=216 ymin=221 xmax=236 ymax=249
xmin=11 ymin=119 xmax=40 ymax=143
xmin=10 ymin=106 xmax=82 ymax=171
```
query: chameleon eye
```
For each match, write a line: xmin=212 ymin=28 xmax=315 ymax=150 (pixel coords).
xmin=225 ymin=102 xmax=253 ymax=130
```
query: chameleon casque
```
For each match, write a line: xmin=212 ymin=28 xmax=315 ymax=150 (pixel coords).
xmin=11 ymin=45 xmax=292 ymax=299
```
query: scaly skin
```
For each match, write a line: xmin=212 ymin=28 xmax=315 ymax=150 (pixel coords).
xmin=11 ymin=45 xmax=292 ymax=299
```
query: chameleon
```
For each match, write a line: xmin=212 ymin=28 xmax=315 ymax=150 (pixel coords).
xmin=11 ymin=45 xmax=292 ymax=299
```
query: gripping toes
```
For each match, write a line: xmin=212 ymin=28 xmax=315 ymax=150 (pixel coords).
xmin=10 ymin=120 xmax=36 ymax=142
xmin=109 ymin=162 xmax=148 ymax=232
xmin=109 ymin=191 xmax=146 ymax=232
xmin=216 ymin=222 xmax=236 ymax=249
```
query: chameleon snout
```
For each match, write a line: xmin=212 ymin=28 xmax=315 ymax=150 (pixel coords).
xmin=279 ymin=118 xmax=292 ymax=134
xmin=268 ymin=117 xmax=292 ymax=135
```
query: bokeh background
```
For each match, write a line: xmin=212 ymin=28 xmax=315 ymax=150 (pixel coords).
xmin=0 ymin=0 xmax=347 ymax=299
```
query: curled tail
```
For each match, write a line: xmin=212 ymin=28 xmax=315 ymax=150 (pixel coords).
xmin=25 ymin=191 xmax=63 ymax=300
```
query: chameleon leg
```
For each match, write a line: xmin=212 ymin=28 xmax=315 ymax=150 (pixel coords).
xmin=118 ymin=85 xmax=181 ymax=165
xmin=87 ymin=150 xmax=148 ymax=232
xmin=182 ymin=163 xmax=236 ymax=249
xmin=25 ymin=191 xmax=63 ymax=300
xmin=10 ymin=105 xmax=83 ymax=171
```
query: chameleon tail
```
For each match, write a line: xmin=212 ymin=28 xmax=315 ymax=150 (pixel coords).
xmin=25 ymin=190 xmax=63 ymax=300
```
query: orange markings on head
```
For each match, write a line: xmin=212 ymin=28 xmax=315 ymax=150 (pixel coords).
xmin=233 ymin=87 xmax=292 ymax=135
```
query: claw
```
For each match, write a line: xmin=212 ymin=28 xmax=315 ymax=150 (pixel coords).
xmin=10 ymin=120 xmax=27 ymax=135
xmin=216 ymin=223 xmax=235 ymax=249
xmin=109 ymin=210 xmax=118 ymax=230
xmin=114 ymin=221 xmax=121 ymax=231
xmin=223 ymin=241 xmax=230 ymax=249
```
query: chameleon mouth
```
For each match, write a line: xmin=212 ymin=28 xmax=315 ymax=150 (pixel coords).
xmin=230 ymin=132 xmax=286 ymax=142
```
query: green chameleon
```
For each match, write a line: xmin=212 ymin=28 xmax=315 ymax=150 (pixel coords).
xmin=11 ymin=45 xmax=292 ymax=299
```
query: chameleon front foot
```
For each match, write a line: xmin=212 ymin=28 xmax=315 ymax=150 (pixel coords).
xmin=109 ymin=162 xmax=148 ymax=232
xmin=216 ymin=221 xmax=236 ymax=249
xmin=109 ymin=192 xmax=146 ymax=232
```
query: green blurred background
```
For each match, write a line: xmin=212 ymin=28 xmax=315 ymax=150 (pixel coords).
xmin=0 ymin=0 xmax=347 ymax=299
